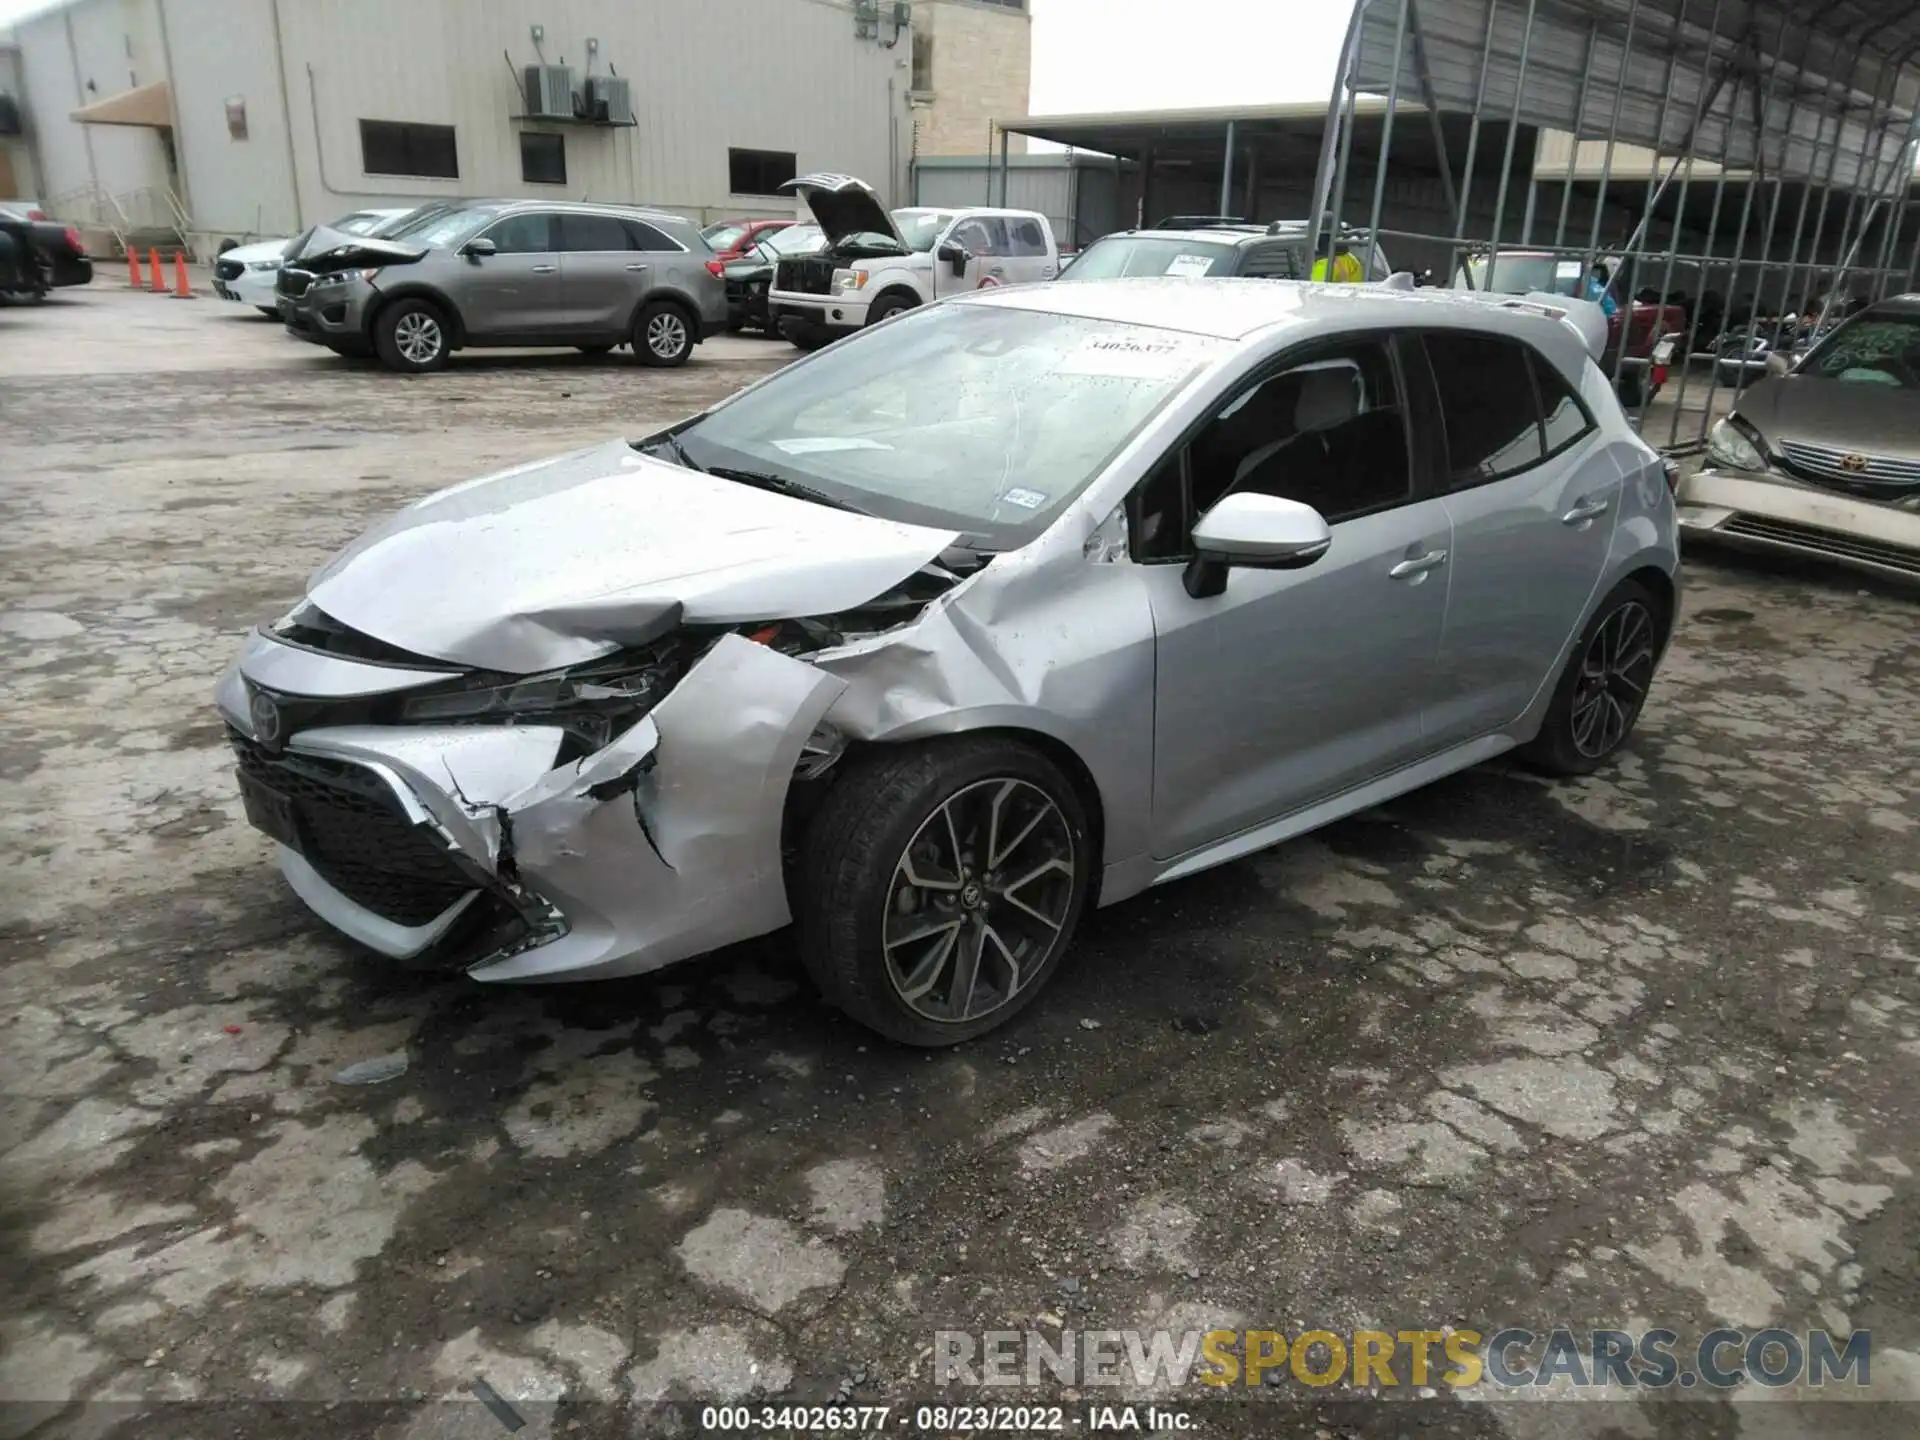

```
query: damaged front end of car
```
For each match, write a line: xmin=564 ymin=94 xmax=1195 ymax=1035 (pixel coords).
xmin=214 ymin=525 xmax=981 ymax=984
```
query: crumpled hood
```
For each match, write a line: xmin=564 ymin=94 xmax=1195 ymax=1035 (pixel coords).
xmin=300 ymin=228 xmax=429 ymax=274
xmin=306 ymin=440 xmax=960 ymax=673
xmin=1735 ymin=375 xmax=1920 ymax=458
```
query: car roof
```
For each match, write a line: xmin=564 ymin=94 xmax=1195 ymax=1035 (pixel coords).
xmin=472 ymin=198 xmax=693 ymax=225
xmin=1094 ymin=228 xmax=1272 ymax=247
xmin=958 ymin=276 xmax=1598 ymax=371
xmin=1867 ymin=293 xmax=1920 ymax=317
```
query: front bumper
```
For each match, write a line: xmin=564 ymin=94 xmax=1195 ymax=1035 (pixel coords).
xmin=215 ymin=630 xmax=847 ymax=982
xmin=768 ymin=291 xmax=869 ymax=334
xmin=283 ymin=277 xmax=377 ymax=345
xmin=215 ymin=267 xmax=279 ymax=307
xmin=1676 ymin=466 xmax=1920 ymax=582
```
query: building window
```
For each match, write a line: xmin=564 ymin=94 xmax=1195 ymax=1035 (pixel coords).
xmin=520 ymin=131 xmax=566 ymax=185
xmin=359 ymin=120 xmax=457 ymax=179
xmin=728 ymin=148 xmax=797 ymax=197
xmin=911 ymin=30 xmax=934 ymax=91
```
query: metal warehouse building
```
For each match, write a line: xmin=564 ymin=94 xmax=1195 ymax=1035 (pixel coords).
xmin=1 ymin=0 xmax=926 ymax=253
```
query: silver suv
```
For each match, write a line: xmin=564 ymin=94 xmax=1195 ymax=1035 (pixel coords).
xmin=279 ymin=200 xmax=727 ymax=371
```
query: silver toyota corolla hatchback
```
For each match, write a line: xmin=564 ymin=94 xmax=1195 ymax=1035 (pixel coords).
xmin=217 ymin=279 xmax=1680 ymax=1045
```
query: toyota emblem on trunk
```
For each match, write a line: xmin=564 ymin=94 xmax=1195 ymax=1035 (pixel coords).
xmin=1841 ymin=453 xmax=1869 ymax=473
xmin=249 ymin=690 xmax=284 ymax=749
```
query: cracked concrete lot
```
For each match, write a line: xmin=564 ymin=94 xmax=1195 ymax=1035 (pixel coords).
xmin=2 ymin=284 xmax=1918 ymax=1439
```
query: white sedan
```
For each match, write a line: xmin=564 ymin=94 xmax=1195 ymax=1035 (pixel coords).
xmin=211 ymin=208 xmax=415 ymax=314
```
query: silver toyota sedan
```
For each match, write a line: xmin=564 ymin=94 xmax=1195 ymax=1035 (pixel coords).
xmin=216 ymin=279 xmax=1681 ymax=1045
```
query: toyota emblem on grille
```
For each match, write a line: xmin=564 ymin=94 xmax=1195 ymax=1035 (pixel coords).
xmin=248 ymin=690 xmax=284 ymax=750
xmin=1841 ymin=453 xmax=1869 ymax=473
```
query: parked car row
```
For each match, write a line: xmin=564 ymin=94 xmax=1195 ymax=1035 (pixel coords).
xmin=0 ymin=199 xmax=94 ymax=302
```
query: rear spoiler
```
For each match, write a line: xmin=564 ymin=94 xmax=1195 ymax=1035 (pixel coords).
xmin=1446 ymin=288 xmax=1609 ymax=363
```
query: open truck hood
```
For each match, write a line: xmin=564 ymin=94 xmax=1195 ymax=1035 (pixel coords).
xmin=305 ymin=440 xmax=960 ymax=673
xmin=299 ymin=228 xmax=429 ymax=274
xmin=781 ymin=172 xmax=905 ymax=250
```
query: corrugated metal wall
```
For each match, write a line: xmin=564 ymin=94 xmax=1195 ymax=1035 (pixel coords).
xmin=912 ymin=157 xmax=1126 ymax=247
xmin=260 ymin=0 xmax=908 ymax=229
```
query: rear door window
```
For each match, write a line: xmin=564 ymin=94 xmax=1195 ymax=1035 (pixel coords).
xmin=559 ymin=213 xmax=635 ymax=252
xmin=1237 ymin=243 xmax=1306 ymax=279
xmin=625 ymin=219 xmax=687 ymax=252
xmin=1420 ymin=332 xmax=1547 ymax=486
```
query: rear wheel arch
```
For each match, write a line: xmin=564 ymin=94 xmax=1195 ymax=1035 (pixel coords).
xmin=627 ymin=286 xmax=697 ymax=339
xmin=1622 ymin=563 xmax=1677 ymax=652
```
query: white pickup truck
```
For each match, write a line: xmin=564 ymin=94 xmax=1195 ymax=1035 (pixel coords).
xmin=765 ymin=173 xmax=1059 ymax=350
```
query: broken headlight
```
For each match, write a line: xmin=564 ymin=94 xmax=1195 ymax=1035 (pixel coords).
xmin=398 ymin=654 xmax=682 ymax=756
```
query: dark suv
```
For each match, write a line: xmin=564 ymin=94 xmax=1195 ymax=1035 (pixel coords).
xmin=1056 ymin=222 xmax=1395 ymax=284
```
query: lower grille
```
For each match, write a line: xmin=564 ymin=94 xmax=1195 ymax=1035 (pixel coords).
xmin=233 ymin=736 xmax=475 ymax=926
xmin=1720 ymin=515 xmax=1920 ymax=576
xmin=277 ymin=268 xmax=312 ymax=298
xmin=775 ymin=257 xmax=833 ymax=296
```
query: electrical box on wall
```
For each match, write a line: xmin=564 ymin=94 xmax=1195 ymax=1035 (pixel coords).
xmin=521 ymin=64 xmax=575 ymax=119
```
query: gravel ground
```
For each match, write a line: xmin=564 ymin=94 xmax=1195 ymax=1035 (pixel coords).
xmin=1 ymin=283 xmax=1917 ymax=1440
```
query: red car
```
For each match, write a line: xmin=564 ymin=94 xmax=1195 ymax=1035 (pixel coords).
xmin=701 ymin=218 xmax=793 ymax=263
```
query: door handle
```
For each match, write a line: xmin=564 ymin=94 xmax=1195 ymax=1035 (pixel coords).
xmin=1561 ymin=495 xmax=1611 ymax=524
xmin=531 ymin=264 xmax=557 ymax=274
xmin=625 ymin=263 xmax=648 ymax=272
xmin=1389 ymin=549 xmax=1448 ymax=579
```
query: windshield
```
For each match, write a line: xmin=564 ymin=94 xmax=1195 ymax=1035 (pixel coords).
xmin=333 ymin=211 xmax=390 ymax=236
xmin=763 ymin=224 xmax=824 ymax=257
xmin=1059 ymin=237 xmax=1238 ymax=280
xmin=703 ymin=222 xmax=751 ymax=251
xmin=401 ymin=208 xmax=496 ymax=249
xmin=1798 ymin=314 xmax=1920 ymax=387
xmin=666 ymin=303 xmax=1222 ymax=547
xmin=1460 ymin=256 xmax=1585 ymax=297
xmin=373 ymin=206 xmax=447 ymax=238
xmin=890 ymin=210 xmax=957 ymax=253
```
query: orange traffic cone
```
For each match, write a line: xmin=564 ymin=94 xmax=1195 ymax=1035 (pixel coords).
xmin=127 ymin=249 xmax=142 ymax=287
xmin=148 ymin=248 xmax=165 ymax=293
xmin=171 ymin=252 xmax=194 ymax=299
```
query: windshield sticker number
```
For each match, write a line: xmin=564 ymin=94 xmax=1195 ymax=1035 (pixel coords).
xmin=1164 ymin=254 xmax=1217 ymax=278
xmin=998 ymin=487 xmax=1048 ymax=510
xmin=1055 ymin=334 xmax=1198 ymax=379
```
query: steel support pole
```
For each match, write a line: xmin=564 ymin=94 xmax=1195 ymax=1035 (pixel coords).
xmin=1404 ymin=0 xmax=1460 ymax=224
xmin=1452 ymin=0 xmax=1502 ymax=246
xmin=1553 ymin=23 xmax=1601 ymax=249
xmin=1726 ymin=21 xmax=1812 ymax=415
xmin=1647 ymin=0 xmax=1726 ymax=430
xmin=1612 ymin=47 xmax=1682 ymax=406
xmin=1325 ymin=36 xmax=1366 ymax=281
xmin=1832 ymin=58 xmax=1914 ymax=301
xmin=1217 ymin=119 xmax=1237 ymax=216
xmin=1308 ymin=1 xmax=1369 ymax=276
xmin=1364 ymin=0 xmax=1413 ymax=276
xmin=999 ymin=125 xmax=1010 ymax=207
xmin=1785 ymin=97 xmax=1851 ymax=340
xmin=1583 ymin=0 xmax=1643 ymax=279
xmin=1664 ymin=39 xmax=1740 ymax=447
xmin=1871 ymin=114 xmax=1920 ymax=299
xmin=1483 ymin=0 xmax=1540 ymax=292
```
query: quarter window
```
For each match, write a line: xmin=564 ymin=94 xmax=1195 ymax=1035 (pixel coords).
xmin=624 ymin=219 xmax=686 ymax=252
xmin=1531 ymin=351 xmax=1596 ymax=455
xmin=559 ymin=213 xmax=633 ymax=252
xmin=1421 ymin=333 xmax=1546 ymax=486
xmin=1238 ymin=243 xmax=1306 ymax=279
xmin=359 ymin=120 xmax=458 ymax=179
xmin=1007 ymin=218 xmax=1049 ymax=257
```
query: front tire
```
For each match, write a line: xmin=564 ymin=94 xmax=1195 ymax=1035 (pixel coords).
xmin=797 ymin=739 xmax=1093 ymax=1047
xmin=866 ymin=293 xmax=917 ymax=326
xmin=373 ymin=298 xmax=450 ymax=373
xmin=1520 ymin=579 xmax=1665 ymax=777
xmin=634 ymin=301 xmax=693 ymax=367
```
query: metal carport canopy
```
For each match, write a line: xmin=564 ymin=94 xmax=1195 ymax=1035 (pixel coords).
xmin=1355 ymin=0 xmax=1920 ymax=189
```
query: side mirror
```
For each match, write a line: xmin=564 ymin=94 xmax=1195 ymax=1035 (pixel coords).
xmin=1765 ymin=351 xmax=1792 ymax=377
xmin=937 ymin=242 xmax=968 ymax=277
xmin=1183 ymin=493 xmax=1332 ymax=598
xmin=461 ymin=237 xmax=496 ymax=259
